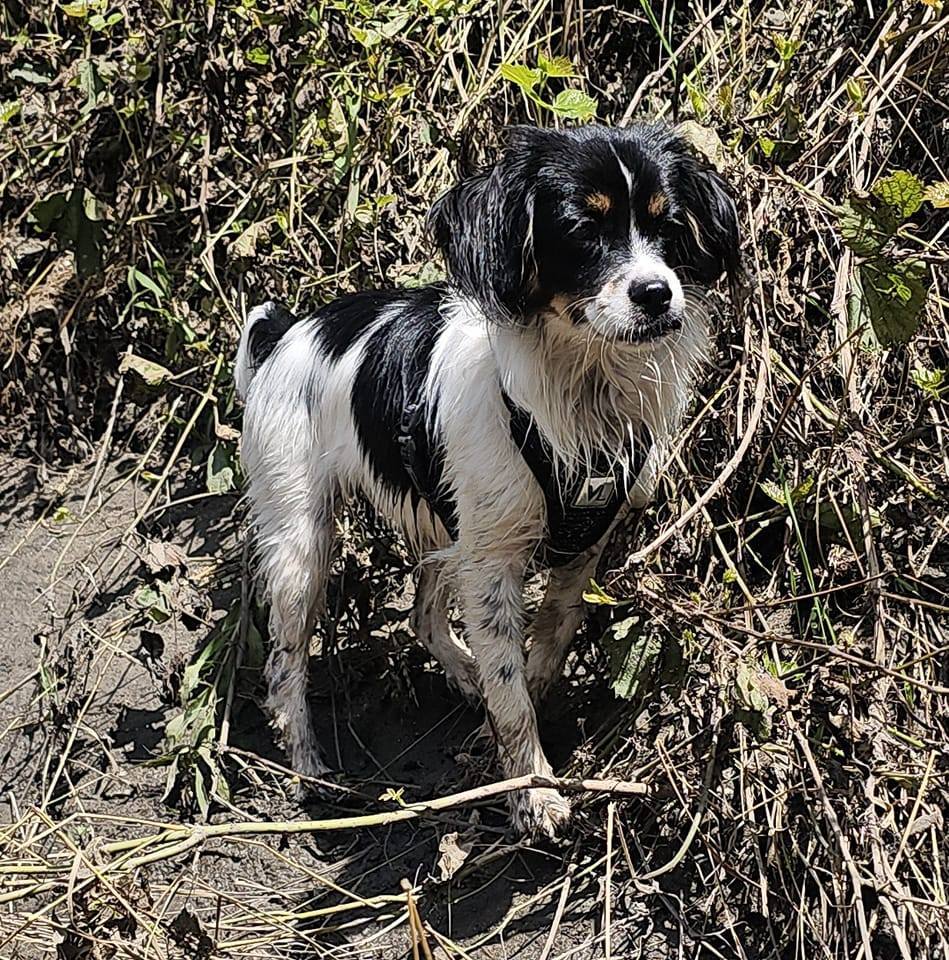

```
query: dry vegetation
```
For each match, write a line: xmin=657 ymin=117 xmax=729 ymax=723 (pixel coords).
xmin=2 ymin=0 xmax=948 ymax=958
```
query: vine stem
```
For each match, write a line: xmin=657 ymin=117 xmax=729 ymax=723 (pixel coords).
xmin=102 ymin=774 xmax=648 ymax=870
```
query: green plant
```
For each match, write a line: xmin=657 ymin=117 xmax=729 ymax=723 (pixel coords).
xmin=154 ymin=605 xmax=265 ymax=818
xmin=599 ymin=614 xmax=663 ymax=701
xmin=839 ymin=170 xmax=940 ymax=346
xmin=500 ymin=54 xmax=597 ymax=121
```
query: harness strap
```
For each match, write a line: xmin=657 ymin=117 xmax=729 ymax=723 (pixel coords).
xmin=501 ymin=390 xmax=651 ymax=567
xmin=396 ymin=374 xmax=651 ymax=566
xmin=398 ymin=383 xmax=458 ymax=540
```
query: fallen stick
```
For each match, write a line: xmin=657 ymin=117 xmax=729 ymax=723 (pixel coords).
xmin=102 ymin=775 xmax=649 ymax=870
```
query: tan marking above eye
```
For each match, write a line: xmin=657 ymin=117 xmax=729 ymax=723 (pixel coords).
xmin=585 ymin=192 xmax=612 ymax=214
xmin=648 ymin=191 xmax=669 ymax=217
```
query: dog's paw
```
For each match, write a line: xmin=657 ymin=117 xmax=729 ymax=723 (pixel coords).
xmin=289 ymin=751 xmax=332 ymax=801
xmin=511 ymin=787 xmax=571 ymax=838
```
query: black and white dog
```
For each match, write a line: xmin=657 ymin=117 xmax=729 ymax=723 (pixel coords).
xmin=234 ymin=123 xmax=739 ymax=835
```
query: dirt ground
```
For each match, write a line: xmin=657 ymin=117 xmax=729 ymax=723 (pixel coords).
xmin=4 ymin=3 xmax=948 ymax=956
xmin=1 ymin=454 xmax=654 ymax=958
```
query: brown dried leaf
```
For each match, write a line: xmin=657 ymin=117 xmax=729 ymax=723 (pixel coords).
xmin=144 ymin=539 xmax=188 ymax=574
xmin=437 ymin=831 xmax=471 ymax=881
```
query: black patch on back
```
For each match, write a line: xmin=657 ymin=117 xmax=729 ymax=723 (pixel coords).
xmin=350 ymin=285 xmax=453 ymax=524
xmin=249 ymin=303 xmax=299 ymax=369
xmin=314 ymin=289 xmax=415 ymax=360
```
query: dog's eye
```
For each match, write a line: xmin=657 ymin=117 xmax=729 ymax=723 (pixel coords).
xmin=647 ymin=191 xmax=669 ymax=219
xmin=569 ymin=218 xmax=601 ymax=243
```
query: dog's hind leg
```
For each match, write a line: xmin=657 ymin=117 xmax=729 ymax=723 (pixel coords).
xmin=412 ymin=562 xmax=479 ymax=701
xmin=258 ymin=487 xmax=337 ymax=791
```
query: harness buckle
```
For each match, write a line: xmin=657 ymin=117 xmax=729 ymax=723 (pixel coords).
xmin=573 ymin=476 xmax=617 ymax=509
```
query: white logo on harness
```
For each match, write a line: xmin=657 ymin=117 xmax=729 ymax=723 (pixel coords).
xmin=573 ymin=476 xmax=616 ymax=509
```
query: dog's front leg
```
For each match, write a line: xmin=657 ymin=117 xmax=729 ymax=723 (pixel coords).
xmin=526 ymin=545 xmax=602 ymax=702
xmin=459 ymin=553 xmax=570 ymax=836
xmin=527 ymin=502 xmax=636 ymax=700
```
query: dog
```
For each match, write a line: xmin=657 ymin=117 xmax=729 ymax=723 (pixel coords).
xmin=234 ymin=123 xmax=739 ymax=835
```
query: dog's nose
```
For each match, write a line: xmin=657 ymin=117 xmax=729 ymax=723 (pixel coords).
xmin=628 ymin=279 xmax=672 ymax=317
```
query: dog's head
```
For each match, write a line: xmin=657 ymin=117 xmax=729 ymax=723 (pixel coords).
xmin=429 ymin=123 xmax=739 ymax=344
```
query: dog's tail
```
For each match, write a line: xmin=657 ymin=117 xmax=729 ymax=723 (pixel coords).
xmin=234 ymin=301 xmax=299 ymax=400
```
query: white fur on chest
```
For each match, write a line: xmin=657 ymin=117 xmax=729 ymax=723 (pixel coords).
xmin=422 ymin=298 xmax=708 ymax=560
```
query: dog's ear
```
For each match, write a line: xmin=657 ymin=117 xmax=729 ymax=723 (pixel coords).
xmin=428 ymin=130 xmax=547 ymax=318
xmin=668 ymin=143 xmax=741 ymax=286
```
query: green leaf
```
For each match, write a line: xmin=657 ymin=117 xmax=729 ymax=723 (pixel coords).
xmin=550 ymin=88 xmax=597 ymax=120
xmin=845 ymin=78 xmax=865 ymax=109
xmin=537 ymin=53 xmax=574 ymax=78
xmin=29 ymin=188 xmax=105 ymax=278
xmin=127 ymin=265 xmax=167 ymax=302
xmin=180 ymin=662 xmax=204 ymax=703
xmin=583 ymin=579 xmax=617 ymax=606
xmin=351 ymin=26 xmax=381 ymax=47
xmin=164 ymin=710 xmax=187 ymax=743
xmin=61 ymin=0 xmax=89 ymax=15
xmin=923 ymin=181 xmax=949 ymax=208
xmin=838 ymin=196 xmax=898 ymax=256
xmin=790 ymin=475 xmax=815 ymax=502
xmin=772 ymin=34 xmax=802 ymax=62
xmin=119 ymin=352 xmax=172 ymax=386
xmin=757 ymin=135 xmax=776 ymax=158
xmin=207 ymin=444 xmax=236 ymax=495
xmin=859 ymin=257 xmax=930 ymax=346
xmin=194 ymin=765 xmax=210 ymax=818
xmin=601 ymin=616 xmax=662 ymax=700
xmin=245 ymin=46 xmax=269 ymax=65
xmin=73 ymin=196 xmax=105 ymax=277
xmin=30 ymin=192 xmax=68 ymax=231
xmin=812 ymin=499 xmax=878 ymax=544
xmin=685 ymin=78 xmax=708 ymax=120
xmin=736 ymin=663 xmax=769 ymax=714
xmin=911 ymin=364 xmax=945 ymax=400
xmin=759 ymin=475 xmax=814 ymax=506
xmin=134 ymin=584 xmax=171 ymax=623
xmin=759 ymin=480 xmax=786 ymax=505
xmin=230 ymin=221 xmax=268 ymax=258
xmin=10 ymin=67 xmax=52 ymax=85
xmin=872 ymin=170 xmax=925 ymax=218
xmin=83 ymin=190 xmax=104 ymax=221
xmin=244 ymin=617 xmax=265 ymax=672
xmin=380 ymin=12 xmax=410 ymax=37
xmin=213 ymin=765 xmax=230 ymax=803
xmin=77 ymin=58 xmax=105 ymax=113
xmin=0 ymin=100 xmax=21 ymax=123
xmin=500 ymin=63 xmax=542 ymax=92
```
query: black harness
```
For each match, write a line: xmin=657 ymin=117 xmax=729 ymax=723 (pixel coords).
xmin=398 ymin=384 xmax=651 ymax=568
xmin=502 ymin=393 xmax=650 ymax=566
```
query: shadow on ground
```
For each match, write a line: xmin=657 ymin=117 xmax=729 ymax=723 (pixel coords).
xmin=0 ymin=454 xmax=643 ymax=957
